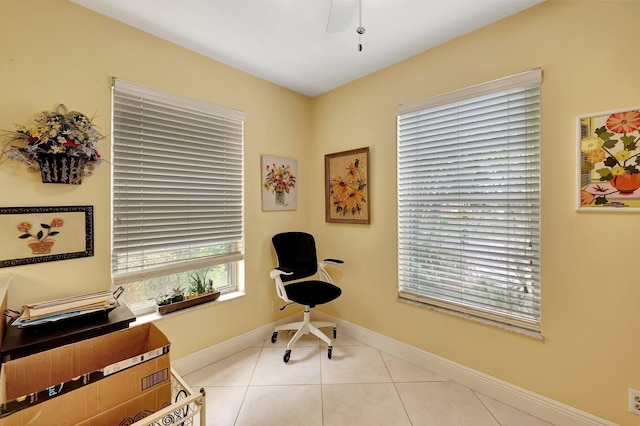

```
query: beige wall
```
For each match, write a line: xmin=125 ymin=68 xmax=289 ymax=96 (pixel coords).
xmin=1 ymin=0 xmax=639 ymax=424
xmin=0 ymin=0 xmax=311 ymax=357
xmin=310 ymin=1 xmax=640 ymax=424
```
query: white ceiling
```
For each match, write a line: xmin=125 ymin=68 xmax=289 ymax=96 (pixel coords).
xmin=71 ymin=0 xmax=544 ymax=97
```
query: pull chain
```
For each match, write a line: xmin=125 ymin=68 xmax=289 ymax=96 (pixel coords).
xmin=356 ymin=0 xmax=365 ymax=51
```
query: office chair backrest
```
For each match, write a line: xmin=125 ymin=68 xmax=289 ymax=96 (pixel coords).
xmin=272 ymin=232 xmax=318 ymax=282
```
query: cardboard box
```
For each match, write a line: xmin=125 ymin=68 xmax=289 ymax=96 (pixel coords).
xmin=0 ymin=323 xmax=171 ymax=426
xmin=75 ymin=387 xmax=171 ymax=426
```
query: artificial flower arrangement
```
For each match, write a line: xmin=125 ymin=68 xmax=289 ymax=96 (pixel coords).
xmin=1 ymin=104 xmax=103 ymax=184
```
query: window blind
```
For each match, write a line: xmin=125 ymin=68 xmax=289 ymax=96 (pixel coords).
xmin=397 ymin=69 xmax=542 ymax=333
xmin=112 ymin=79 xmax=245 ymax=285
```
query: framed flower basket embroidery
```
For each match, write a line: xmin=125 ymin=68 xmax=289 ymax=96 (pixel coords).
xmin=578 ymin=106 xmax=640 ymax=211
xmin=0 ymin=206 xmax=94 ymax=268
xmin=262 ymin=155 xmax=298 ymax=211
xmin=325 ymin=147 xmax=370 ymax=224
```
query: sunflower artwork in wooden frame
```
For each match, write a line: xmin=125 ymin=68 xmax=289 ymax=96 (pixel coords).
xmin=325 ymin=147 xmax=370 ymax=224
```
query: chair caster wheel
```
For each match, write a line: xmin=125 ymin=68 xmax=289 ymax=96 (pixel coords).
xmin=328 ymin=346 xmax=332 ymax=359
xmin=333 ymin=327 xmax=337 ymax=339
xmin=271 ymin=331 xmax=278 ymax=343
xmin=283 ymin=349 xmax=291 ymax=363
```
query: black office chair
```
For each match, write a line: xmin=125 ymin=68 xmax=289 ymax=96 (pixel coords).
xmin=269 ymin=232 xmax=343 ymax=363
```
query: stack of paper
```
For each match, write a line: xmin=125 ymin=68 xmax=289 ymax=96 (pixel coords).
xmin=13 ymin=290 xmax=118 ymax=328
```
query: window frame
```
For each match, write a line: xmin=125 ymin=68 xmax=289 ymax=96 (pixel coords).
xmin=396 ymin=69 xmax=542 ymax=335
xmin=111 ymin=79 xmax=245 ymax=314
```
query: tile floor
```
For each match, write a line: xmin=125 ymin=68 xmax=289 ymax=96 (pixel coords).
xmin=182 ymin=332 xmax=553 ymax=426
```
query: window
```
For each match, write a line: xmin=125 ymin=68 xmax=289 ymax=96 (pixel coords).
xmin=111 ymin=79 xmax=245 ymax=314
xmin=397 ymin=69 xmax=542 ymax=334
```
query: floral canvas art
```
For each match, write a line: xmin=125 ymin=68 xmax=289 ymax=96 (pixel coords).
xmin=262 ymin=155 xmax=297 ymax=211
xmin=578 ymin=107 xmax=640 ymax=211
xmin=325 ymin=147 xmax=370 ymax=224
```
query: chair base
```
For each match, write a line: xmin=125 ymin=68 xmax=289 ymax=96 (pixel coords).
xmin=273 ymin=306 xmax=336 ymax=361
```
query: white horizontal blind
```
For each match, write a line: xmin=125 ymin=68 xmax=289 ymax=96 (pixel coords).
xmin=397 ymin=69 xmax=542 ymax=332
xmin=112 ymin=79 xmax=245 ymax=284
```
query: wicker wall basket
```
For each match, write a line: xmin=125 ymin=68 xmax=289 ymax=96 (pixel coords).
xmin=36 ymin=153 xmax=87 ymax=185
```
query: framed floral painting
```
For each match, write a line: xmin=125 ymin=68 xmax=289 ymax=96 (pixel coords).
xmin=325 ymin=147 xmax=370 ymax=224
xmin=262 ymin=155 xmax=297 ymax=211
xmin=0 ymin=206 xmax=94 ymax=268
xmin=578 ymin=106 xmax=640 ymax=211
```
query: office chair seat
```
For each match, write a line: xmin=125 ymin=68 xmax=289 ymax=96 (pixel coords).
xmin=284 ymin=280 xmax=342 ymax=307
xmin=270 ymin=232 xmax=343 ymax=363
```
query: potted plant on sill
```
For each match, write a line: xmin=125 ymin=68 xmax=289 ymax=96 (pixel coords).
xmin=155 ymin=288 xmax=180 ymax=306
xmin=156 ymin=273 xmax=221 ymax=315
xmin=187 ymin=272 xmax=216 ymax=298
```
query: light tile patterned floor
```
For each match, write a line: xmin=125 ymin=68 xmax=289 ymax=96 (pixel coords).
xmin=182 ymin=332 xmax=553 ymax=426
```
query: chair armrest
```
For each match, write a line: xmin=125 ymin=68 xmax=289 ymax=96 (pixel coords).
xmin=270 ymin=267 xmax=294 ymax=279
xmin=318 ymin=259 xmax=342 ymax=284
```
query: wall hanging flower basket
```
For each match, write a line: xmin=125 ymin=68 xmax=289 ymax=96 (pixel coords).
xmin=1 ymin=104 xmax=103 ymax=184
xmin=157 ymin=291 xmax=221 ymax=315
xmin=36 ymin=152 xmax=88 ymax=184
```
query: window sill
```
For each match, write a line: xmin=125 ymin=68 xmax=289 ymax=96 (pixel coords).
xmin=397 ymin=296 xmax=544 ymax=340
xmin=130 ymin=291 xmax=245 ymax=326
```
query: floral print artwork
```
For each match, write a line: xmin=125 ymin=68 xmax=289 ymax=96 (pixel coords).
xmin=262 ymin=155 xmax=298 ymax=211
xmin=17 ymin=218 xmax=63 ymax=254
xmin=0 ymin=206 xmax=93 ymax=268
xmin=329 ymin=158 xmax=367 ymax=217
xmin=325 ymin=147 xmax=369 ymax=223
xmin=579 ymin=107 xmax=640 ymax=209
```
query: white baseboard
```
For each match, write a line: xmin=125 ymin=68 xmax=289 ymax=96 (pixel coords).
xmin=171 ymin=322 xmax=273 ymax=376
xmin=171 ymin=314 xmax=302 ymax=376
xmin=174 ymin=312 xmax=617 ymax=426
